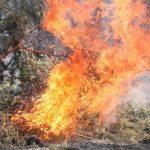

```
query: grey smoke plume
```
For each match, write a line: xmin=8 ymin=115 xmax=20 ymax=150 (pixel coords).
xmin=126 ymin=71 xmax=150 ymax=109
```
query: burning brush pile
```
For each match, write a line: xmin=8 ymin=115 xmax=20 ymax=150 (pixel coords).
xmin=11 ymin=0 xmax=150 ymax=143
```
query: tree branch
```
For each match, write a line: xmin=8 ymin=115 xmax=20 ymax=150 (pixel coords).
xmin=0 ymin=45 xmax=55 ymax=60
xmin=21 ymin=45 xmax=55 ymax=56
xmin=0 ymin=45 xmax=20 ymax=60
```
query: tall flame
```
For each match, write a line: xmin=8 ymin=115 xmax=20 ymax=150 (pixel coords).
xmin=12 ymin=0 xmax=150 ymax=140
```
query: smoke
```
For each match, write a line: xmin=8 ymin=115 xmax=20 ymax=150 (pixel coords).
xmin=126 ymin=71 xmax=150 ymax=109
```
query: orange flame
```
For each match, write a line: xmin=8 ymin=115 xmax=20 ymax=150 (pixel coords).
xmin=12 ymin=0 xmax=150 ymax=140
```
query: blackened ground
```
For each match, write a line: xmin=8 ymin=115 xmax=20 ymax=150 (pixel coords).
xmin=1 ymin=143 xmax=150 ymax=150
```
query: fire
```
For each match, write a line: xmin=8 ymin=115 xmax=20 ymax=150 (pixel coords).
xmin=12 ymin=0 xmax=150 ymax=140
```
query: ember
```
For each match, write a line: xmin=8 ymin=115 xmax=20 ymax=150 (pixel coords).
xmin=11 ymin=0 xmax=150 ymax=141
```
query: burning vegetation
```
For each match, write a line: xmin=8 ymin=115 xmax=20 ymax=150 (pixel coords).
xmin=11 ymin=0 xmax=150 ymax=142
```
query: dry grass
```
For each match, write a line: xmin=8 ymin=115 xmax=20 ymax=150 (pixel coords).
xmin=0 ymin=100 xmax=149 ymax=148
xmin=100 ymin=104 xmax=150 ymax=144
xmin=0 ymin=112 xmax=27 ymax=148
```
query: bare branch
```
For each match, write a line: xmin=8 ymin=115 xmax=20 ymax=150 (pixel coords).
xmin=0 ymin=44 xmax=56 ymax=60
xmin=21 ymin=45 xmax=55 ymax=56
xmin=0 ymin=45 xmax=20 ymax=60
